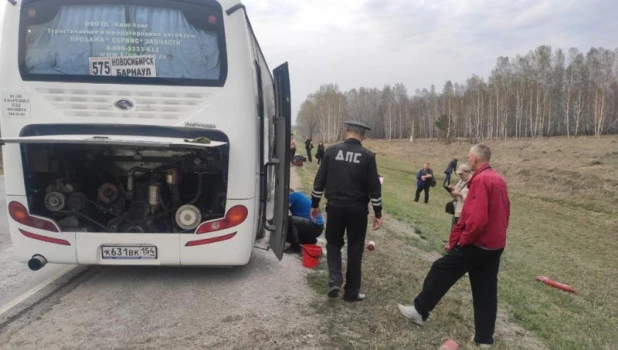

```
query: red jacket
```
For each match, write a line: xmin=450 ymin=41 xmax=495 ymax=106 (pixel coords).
xmin=448 ymin=164 xmax=510 ymax=250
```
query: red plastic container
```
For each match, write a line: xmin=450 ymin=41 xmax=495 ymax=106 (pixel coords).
xmin=301 ymin=244 xmax=322 ymax=268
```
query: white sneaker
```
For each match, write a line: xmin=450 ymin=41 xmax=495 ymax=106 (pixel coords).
xmin=471 ymin=336 xmax=492 ymax=348
xmin=397 ymin=304 xmax=425 ymax=326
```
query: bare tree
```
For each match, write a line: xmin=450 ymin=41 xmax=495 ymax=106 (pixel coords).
xmin=295 ymin=45 xmax=618 ymax=142
xmin=587 ymin=48 xmax=615 ymax=136
xmin=296 ymin=97 xmax=320 ymax=139
xmin=313 ymin=84 xmax=346 ymax=143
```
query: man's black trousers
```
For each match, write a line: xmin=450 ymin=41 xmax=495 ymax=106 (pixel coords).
xmin=414 ymin=183 xmax=431 ymax=203
xmin=413 ymin=245 xmax=503 ymax=345
xmin=324 ymin=205 xmax=368 ymax=298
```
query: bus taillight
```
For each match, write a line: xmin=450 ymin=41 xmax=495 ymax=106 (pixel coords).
xmin=8 ymin=201 xmax=60 ymax=232
xmin=19 ymin=229 xmax=70 ymax=246
xmin=196 ymin=205 xmax=248 ymax=234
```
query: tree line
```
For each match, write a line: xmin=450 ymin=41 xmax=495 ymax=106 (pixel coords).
xmin=296 ymin=45 xmax=618 ymax=142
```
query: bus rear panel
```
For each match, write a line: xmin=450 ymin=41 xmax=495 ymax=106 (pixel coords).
xmin=0 ymin=0 xmax=286 ymax=267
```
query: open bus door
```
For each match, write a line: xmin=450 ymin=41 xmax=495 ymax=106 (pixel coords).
xmin=267 ymin=62 xmax=291 ymax=260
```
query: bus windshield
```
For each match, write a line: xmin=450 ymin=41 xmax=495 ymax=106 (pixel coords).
xmin=19 ymin=0 xmax=227 ymax=86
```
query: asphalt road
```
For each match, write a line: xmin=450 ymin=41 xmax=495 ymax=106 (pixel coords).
xmin=0 ymin=177 xmax=78 ymax=314
xmin=0 ymin=175 xmax=326 ymax=349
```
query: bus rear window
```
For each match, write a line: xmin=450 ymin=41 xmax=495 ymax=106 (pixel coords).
xmin=19 ymin=0 xmax=227 ymax=86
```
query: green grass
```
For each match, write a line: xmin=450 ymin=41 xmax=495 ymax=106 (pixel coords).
xmin=295 ymin=136 xmax=618 ymax=350
xmin=498 ymin=194 xmax=617 ymax=348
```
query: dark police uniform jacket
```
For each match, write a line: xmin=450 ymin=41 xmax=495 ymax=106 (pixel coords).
xmin=311 ymin=138 xmax=382 ymax=218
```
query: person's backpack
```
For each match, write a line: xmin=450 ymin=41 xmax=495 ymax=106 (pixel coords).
xmin=430 ymin=177 xmax=437 ymax=187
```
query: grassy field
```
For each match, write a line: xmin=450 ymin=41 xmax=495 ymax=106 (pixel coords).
xmin=293 ymin=136 xmax=618 ymax=350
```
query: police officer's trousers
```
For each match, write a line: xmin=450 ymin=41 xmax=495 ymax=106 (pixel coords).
xmin=324 ymin=205 xmax=368 ymax=297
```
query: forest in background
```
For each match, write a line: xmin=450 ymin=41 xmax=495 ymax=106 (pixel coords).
xmin=296 ymin=45 xmax=618 ymax=142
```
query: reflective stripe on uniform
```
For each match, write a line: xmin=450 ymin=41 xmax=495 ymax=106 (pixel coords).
xmin=312 ymin=190 xmax=323 ymax=198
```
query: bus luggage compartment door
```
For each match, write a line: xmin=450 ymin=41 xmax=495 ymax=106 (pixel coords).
xmin=267 ymin=62 xmax=291 ymax=260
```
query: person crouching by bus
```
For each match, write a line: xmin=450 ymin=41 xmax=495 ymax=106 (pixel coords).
xmin=448 ymin=164 xmax=471 ymax=228
xmin=285 ymin=189 xmax=324 ymax=254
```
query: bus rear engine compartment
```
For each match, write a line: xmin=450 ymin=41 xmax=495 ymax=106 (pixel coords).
xmin=22 ymin=143 xmax=228 ymax=233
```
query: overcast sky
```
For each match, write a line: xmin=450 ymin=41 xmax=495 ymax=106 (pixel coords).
xmin=242 ymin=0 xmax=618 ymax=118
xmin=1 ymin=0 xmax=616 ymax=119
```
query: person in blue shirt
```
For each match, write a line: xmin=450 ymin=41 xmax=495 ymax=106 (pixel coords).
xmin=415 ymin=162 xmax=434 ymax=203
xmin=287 ymin=189 xmax=324 ymax=253
xmin=443 ymin=158 xmax=458 ymax=187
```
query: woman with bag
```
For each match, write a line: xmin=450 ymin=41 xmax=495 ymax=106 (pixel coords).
xmin=447 ymin=164 xmax=472 ymax=228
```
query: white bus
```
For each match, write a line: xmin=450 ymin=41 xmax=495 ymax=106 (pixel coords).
xmin=0 ymin=0 xmax=291 ymax=270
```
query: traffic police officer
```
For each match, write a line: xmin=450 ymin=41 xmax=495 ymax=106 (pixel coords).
xmin=310 ymin=120 xmax=383 ymax=302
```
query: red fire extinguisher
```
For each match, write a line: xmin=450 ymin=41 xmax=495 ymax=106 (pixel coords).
xmin=536 ymin=276 xmax=578 ymax=294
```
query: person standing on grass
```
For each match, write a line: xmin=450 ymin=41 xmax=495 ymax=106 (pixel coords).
xmin=290 ymin=135 xmax=297 ymax=162
xmin=310 ymin=120 xmax=383 ymax=302
xmin=398 ymin=144 xmax=510 ymax=349
xmin=443 ymin=158 xmax=458 ymax=186
xmin=316 ymin=141 xmax=325 ymax=165
xmin=448 ymin=164 xmax=472 ymax=228
xmin=305 ymin=136 xmax=314 ymax=162
xmin=414 ymin=162 xmax=434 ymax=203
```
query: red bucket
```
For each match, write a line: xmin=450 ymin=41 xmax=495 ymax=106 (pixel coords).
xmin=301 ymin=244 xmax=322 ymax=268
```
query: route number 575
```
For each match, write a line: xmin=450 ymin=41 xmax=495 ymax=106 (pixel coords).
xmin=89 ymin=58 xmax=112 ymax=76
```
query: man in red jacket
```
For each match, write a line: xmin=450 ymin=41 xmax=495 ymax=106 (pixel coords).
xmin=397 ymin=144 xmax=510 ymax=348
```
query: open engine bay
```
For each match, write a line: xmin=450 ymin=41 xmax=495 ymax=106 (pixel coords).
xmin=22 ymin=143 xmax=229 ymax=233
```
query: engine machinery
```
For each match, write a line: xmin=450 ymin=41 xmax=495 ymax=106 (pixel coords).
xmin=24 ymin=143 xmax=228 ymax=233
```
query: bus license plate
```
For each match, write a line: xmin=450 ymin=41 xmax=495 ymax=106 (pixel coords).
xmin=101 ymin=246 xmax=157 ymax=260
